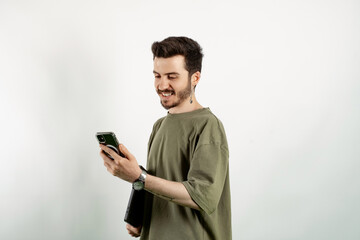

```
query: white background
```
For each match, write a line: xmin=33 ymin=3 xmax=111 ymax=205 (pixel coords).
xmin=0 ymin=0 xmax=359 ymax=239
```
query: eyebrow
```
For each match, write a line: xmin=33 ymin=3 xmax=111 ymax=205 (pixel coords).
xmin=153 ymin=71 xmax=180 ymax=76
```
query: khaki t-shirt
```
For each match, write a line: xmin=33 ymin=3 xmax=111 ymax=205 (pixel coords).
xmin=140 ymin=108 xmax=232 ymax=240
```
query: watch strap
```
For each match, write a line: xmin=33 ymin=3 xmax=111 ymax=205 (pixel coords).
xmin=138 ymin=165 xmax=147 ymax=183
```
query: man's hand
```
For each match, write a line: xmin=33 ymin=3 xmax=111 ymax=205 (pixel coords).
xmin=99 ymin=144 xmax=141 ymax=183
xmin=126 ymin=224 xmax=142 ymax=238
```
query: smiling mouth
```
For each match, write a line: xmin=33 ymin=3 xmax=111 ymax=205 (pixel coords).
xmin=157 ymin=89 xmax=175 ymax=97
xmin=161 ymin=92 xmax=173 ymax=97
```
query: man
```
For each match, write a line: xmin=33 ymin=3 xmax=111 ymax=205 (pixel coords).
xmin=99 ymin=36 xmax=231 ymax=240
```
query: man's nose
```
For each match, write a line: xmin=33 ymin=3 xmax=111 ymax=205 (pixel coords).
xmin=158 ymin=77 xmax=170 ymax=90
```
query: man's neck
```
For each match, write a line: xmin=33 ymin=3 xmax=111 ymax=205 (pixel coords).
xmin=168 ymin=98 xmax=203 ymax=114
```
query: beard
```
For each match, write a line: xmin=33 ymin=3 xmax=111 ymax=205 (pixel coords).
xmin=157 ymin=80 xmax=192 ymax=110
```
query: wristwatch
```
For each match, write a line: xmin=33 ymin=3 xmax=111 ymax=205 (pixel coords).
xmin=133 ymin=165 xmax=147 ymax=191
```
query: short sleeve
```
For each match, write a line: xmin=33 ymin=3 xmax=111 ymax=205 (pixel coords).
xmin=182 ymin=119 xmax=229 ymax=215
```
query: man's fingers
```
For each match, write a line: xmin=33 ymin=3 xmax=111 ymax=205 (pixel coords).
xmin=104 ymin=161 xmax=110 ymax=168
xmin=119 ymin=144 xmax=134 ymax=160
xmin=100 ymin=150 xmax=116 ymax=167
xmin=103 ymin=161 xmax=112 ymax=172
xmin=99 ymin=144 xmax=117 ymax=158
xmin=126 ymin=224 xmax=141 ymax=237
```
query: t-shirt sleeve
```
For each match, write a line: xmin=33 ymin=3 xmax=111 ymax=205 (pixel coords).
xmin=182 ymin=119 xmax=229 ymax=215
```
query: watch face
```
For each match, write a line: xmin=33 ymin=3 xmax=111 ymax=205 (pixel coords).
xmin=133 ymin=181 xmax=144 ymax=191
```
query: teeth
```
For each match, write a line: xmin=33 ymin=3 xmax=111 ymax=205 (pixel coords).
xmin=162 ymin=93 xmax=172 ymax=97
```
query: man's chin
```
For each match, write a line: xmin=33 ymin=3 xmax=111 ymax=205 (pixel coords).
xmin=161 ymin=100 xmax=177 ymax=110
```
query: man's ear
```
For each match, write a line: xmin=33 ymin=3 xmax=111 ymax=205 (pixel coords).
xmin=191 ymin=71 xmax=201 ymax=87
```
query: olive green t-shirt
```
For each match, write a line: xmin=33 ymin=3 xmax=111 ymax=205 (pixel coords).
xmin=140 ymin=108 xmax=232 ymax=240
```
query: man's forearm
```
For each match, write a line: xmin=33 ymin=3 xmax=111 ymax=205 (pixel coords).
xmin=144 ymin=174 xmax=200 ymax=211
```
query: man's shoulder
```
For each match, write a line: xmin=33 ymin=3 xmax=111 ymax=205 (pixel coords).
xmin=199 ymin=108 xmax=225 ymax=128
xmin=188 ymin=107 xmax=222 ymax=122
xmin=154 ymin=116 xmax=166 ymax=124
xmin=152 ymin=116 xmax=166 ymax=129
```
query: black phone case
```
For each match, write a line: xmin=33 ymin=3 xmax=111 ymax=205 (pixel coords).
xmin=124 ymin=188 xmax=145 ymax=227
xmin=96 ymin=132 xmax=125 ymax=158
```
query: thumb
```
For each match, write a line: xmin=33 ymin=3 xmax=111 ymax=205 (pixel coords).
xmin=119 ymin=144 xmax=134 ymax=160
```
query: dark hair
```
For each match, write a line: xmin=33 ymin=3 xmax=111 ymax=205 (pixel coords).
xmin=151 ymin=36 xmax=204 ymax=76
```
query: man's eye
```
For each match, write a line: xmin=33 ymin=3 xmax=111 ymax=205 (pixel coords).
xmin=168 ymin=76 xmax=176 ymax=80
xmin=154 ymin=75 xmax=160 ymax=79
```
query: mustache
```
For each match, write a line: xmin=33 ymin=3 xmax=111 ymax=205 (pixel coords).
xmin=157 ymin=89 xmax=175 ymax=95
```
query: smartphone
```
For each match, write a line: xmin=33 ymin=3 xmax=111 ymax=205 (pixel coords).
xmin=96 ymin=132 xmax=125 ymax=159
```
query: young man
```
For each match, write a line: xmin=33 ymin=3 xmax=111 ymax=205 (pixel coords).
xmin=99 ymin=37 xmax=231 ymax=239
